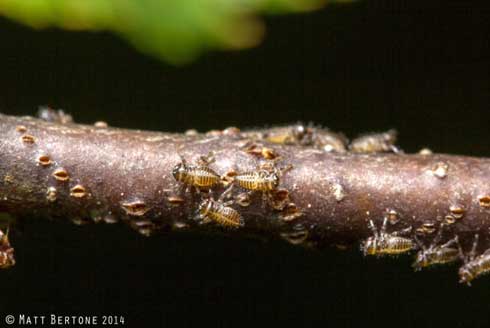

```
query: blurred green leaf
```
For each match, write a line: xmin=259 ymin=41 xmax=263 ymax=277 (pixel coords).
xmin=0 ymin=0 xmax=354 ymax=64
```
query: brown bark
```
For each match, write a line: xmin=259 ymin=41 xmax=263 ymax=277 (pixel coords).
xmin=1 ymin=112 xmax=490 ymax=258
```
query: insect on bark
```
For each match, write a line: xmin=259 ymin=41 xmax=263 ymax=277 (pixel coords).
xmin=234 ymin=163 xmax=292 ymax=208
xmin=412 ymin=224 xmax=461 ymax=271
xmin=197 ymin=186 xmax=244 ymax=228
xmin=234 ymin=169 xmax=279 ymax=192
xmin=263 ymin=124 xmax=308 ymax=145
xmin=172 ymin=152 xmax=221 ymax=191
xmin=261 ymin=124 xmax=348 ymax=153
xmin=361 ymin=217 xmax=415 ymax=256
xmin=349 ymin=129 xmax=400 ymax=154
xmin=458 ymin=234 xmax=490 ymax=286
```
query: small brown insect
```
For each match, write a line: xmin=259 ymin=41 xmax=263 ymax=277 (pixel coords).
xmin=413 ymin=225 xmax=461 ymax=271
xmin=361 ymin=218 xmax=415 ymax=256
xmin=0 ymin=228 xmax=15 ymax=269
xmin=459 ymin=234 xmax=490 ymax=286
xmin=235 ymin=169 xmax=279 ymax=192
xmin=198 ymin=186 xmax=243 ymax=228
xmin=350 ymin=129 xmax=400 ymax=153
xmin=234 ymin=164 xmax=292 ymax=207
xmin=172 ymin=153 xmax=220 ymax=191
xmin=264 ymin=124 xmax=307 ymax=145
xmin=245 ymin=124 xmax=347 ymax=153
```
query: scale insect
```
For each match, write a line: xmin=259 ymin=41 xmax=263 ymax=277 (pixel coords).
xmin=458 ymin=234 xmax=490 ymax=286
xmin=361 ymin=217 xmax=415 ymax=256
xmin=412 ymin=225 xmax=461 ymax=271
xmin=172 ymin=152 xmax=221 ymax=191
xmin=197 ymin=186 xmax=244 ymax=228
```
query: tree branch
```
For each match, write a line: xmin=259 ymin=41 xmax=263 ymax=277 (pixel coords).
xmin=1 ymin=112 xmax=490 ymax=284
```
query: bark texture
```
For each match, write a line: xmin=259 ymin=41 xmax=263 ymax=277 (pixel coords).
xmin=2 ymin=112 xmax=490 ymax=277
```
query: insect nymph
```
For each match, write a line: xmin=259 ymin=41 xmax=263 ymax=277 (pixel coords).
xmin=458 ymin=234 xmax=490 ymax=286
xmin=198 ymin=186 xmax=243 ymax=228
xmin=262 ymin=124 xmax=348 ymax=153
xmin=349 ymin=129 xmax=400 ymax=154
xmin=412 ymin=225 xmax=461 ymax=271
xmin=234 ymin=164 xmax=292 ymax=208
xmin=235 ymin=162 xmax=292 ymax=192
xmin=172 ymin=153 xmax=221 ymax=190
xmin=361 ymin=217 xmax=415 ymax=256
xmin=234 ymin=169 xmax=279 ymax=192
xmin=263 ymin=124 xmax=308 ymax=145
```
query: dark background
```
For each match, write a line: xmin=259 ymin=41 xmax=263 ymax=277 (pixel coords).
xmin=1 ymin=1 xmax=490 ymax=327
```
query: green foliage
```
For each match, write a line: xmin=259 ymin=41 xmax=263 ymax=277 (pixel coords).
xmin=0 ymin=0 xmax=353 ymax=64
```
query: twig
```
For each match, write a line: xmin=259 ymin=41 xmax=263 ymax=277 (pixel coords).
xmin=1 ymin=111 xmax=490 ymax=284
